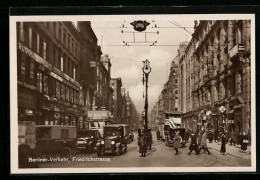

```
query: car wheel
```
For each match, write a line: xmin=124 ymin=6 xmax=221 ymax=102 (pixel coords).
xmin=97 ymin=149 xmax=102 ymax=156
xmin=62 ymin=147 xmax=71 ymax=157
xmin=115 ymin=147 xmax=121 ymax=156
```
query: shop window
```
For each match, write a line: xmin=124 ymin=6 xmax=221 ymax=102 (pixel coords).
xmin=61 ymin=83 xmax=65 ymax=100
xmin=37 ymin=72 xmax=43 ymax=93
xmin=43 ymin=75 xmax=49 ymax=95
xmin=56 ymin=81 xmax=61 ymax=99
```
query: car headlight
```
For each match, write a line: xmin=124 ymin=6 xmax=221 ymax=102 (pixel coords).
xmin=111 ymin=141 xmax=115 ymax=145
xmin=101 ymin=141 xmax=104 ymax=144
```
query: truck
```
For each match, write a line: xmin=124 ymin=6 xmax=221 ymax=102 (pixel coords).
xmin=162 ymin=111 xmax=186 ymax=147
xmin=87 ymin=110 xmax=112 ymax=137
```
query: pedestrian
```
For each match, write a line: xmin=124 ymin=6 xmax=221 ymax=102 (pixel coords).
xmin=214 ymin=129 xmax=218 ymax=142
xmin=185 ymin=129 xmax=190 ymax=142
xmin=208 ymin=130 xmax=213 ymax=143
xmin=138 ymin=132 xmax=147 ymax=157
xmin=220 ymin=133 xmax=227 ymax=155
xmin=238 ymin=132 xmax=243 ymax=147
xmin=198 ymin=130 xmax=211 ymax=155
xmin=173 ymin=131 xmax=182 ymax=155
xmin=230 ymin=130 xmax=236 ymax=146
xmin=156 ymin=130 xmax=161 ymax=141
xmin=197 ymin=132 xmax=203 ymax=152
xmin=241 ymin=132 xmax=248 ymax=152
xmin=188 ymin=132 xmax=199 ymax=155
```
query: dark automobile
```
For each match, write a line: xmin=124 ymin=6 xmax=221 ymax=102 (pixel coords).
xmin=167 ymin=128 xmax=186 ymax=147
xmin=96 ymin=124 xmax=128 ymax=156
xmin=76 ymin=129 xmax=101 ymax=153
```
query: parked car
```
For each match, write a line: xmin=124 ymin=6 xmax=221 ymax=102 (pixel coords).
xmin=96 ymin=124 xmax=128 ymax=156
xmin=76 ymin=129 xmax=101 ymax=153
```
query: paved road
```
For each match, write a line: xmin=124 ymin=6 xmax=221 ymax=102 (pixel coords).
xmin=38 ymin=131 xmax=250 ymax=168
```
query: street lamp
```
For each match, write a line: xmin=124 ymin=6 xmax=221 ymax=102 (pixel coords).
xmin=142 ymin=59 xmax=151 ymax=132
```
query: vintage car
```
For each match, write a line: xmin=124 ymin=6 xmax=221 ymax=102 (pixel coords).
xmin=166 ymin=128 xmax=186 ymax=147
xmin=35 ymin=125 xmax=77 ymax=157
xmin=96 ymin=124 xmax=128 ymax=156
xmin=76 ymin=129 xmax=101 ymax=153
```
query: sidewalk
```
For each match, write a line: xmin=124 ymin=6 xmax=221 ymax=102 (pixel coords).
xmin=207 ymin=141 xmax=251 ymax=159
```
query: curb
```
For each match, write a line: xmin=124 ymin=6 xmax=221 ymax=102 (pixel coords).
xmin=208 ymin=146 xmax=251 ymax=159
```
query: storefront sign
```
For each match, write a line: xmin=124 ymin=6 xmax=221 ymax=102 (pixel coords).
xmin=18 ymin=42 xmax=52 ymax=70
xmin=219 ymin=105 xmax=226 ymax=113
xmin=229 ymin=43 xmax=245 ymax=59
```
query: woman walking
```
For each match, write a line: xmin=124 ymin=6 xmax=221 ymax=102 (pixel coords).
xmin=188 ymin=132 xmax=199 ymax=155
xmin=220 ymin=133 xmax=227 ymax=155
xmin=173 ymin=131 xmax=182 ymax=155
xmin=241 ymin=132 xmax=248 ymax=152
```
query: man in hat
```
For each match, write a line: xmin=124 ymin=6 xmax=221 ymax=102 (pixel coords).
xmin=173 ymin=131 xmax=182 ymax=155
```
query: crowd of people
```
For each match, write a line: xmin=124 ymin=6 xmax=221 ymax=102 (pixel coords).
xmin=155 ymin=128 xmax=249 ymax=156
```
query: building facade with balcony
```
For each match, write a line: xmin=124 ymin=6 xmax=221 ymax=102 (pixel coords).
xmin=180 ymin=20 xmax=251 ymax=135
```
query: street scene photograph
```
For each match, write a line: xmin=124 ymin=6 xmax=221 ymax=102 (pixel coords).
xmin=10 ymin=14 xmax=255 ymax=173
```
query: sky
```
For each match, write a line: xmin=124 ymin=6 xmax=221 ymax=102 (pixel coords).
xmin=90 ymin=18 xmax=195 ymax=113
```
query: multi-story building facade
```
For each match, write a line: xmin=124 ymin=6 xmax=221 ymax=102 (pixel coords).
xmin=110 ymin=78 xmax=122 ymax=123
xmin=180 ymin=20 xmax=251 ymax=135
xmin=17 ymin=22 xmax=81 ymax=127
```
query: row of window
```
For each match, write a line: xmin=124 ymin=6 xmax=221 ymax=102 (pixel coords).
xmin=37 ymin=72 xmax=79 ymax=104
xmin=17 ymin=22 xmax=79 ymax=81
xmin=17 ymin=52 xmax=80 ymax=105
xmin=53 ymin=44 xmax=78 ymax=81
xmin=53 ymin=22 xmax=79 ymax=59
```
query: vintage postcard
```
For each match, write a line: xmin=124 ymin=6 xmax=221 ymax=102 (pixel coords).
xmin=10 ymin=13 xmax=256 ymax=173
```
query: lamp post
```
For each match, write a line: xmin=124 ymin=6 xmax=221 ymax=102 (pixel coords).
xmin=142 ymin=59 xmax=151 ymax=132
